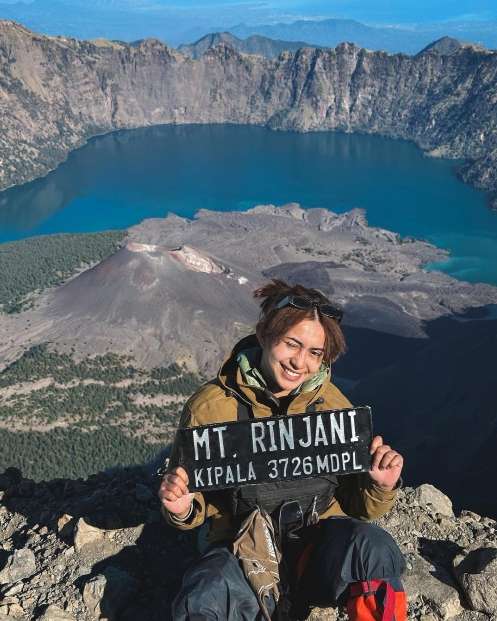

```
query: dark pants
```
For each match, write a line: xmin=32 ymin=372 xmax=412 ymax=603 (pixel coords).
xmin=172 ymin=517 xmax=406 ymax=621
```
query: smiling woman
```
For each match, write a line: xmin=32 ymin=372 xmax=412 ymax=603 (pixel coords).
xmin=255 ymin=282 xmax=346 ymax=396
xmin=158 ymin=278 xmax=406 ymax=620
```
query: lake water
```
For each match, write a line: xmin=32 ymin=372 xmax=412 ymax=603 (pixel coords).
xmin=1 ymin=124 xmax=497 ymax=285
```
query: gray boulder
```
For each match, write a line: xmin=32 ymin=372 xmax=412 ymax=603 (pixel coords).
xmin=0 ymin=548 xmax=36 ymax=584
xmin=82 ymin=567 xmax=138 ymax=620
xmin=414 ymin=484 xmax=454 ymax=518
xmin=37 ymin=605 xmax=76 ymax=621
xmin=453 ymin=547 xmax=497 ymax=614
xmin=403 ymin=555 xmax=462 ymax=619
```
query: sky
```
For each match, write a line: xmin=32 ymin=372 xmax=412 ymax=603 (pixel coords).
xmin=267 ymin=0 xmax=497 ymax=23
xmin=0 ymin=0 xmax=496 ymax=47
xmin=3 ymin=0 xmax=497 ymax=23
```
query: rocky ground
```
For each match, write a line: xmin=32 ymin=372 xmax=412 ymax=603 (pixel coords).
xmin=1 ymin=21 xmax=497 ymax=208
xmin=0 ymin=467 xmax=496 ymax=620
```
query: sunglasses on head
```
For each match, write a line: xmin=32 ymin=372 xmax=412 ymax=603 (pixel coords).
xmin=275 ymin=295 xmax=344 ymax=323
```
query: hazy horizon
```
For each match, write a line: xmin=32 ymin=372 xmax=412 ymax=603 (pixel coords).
xmin=1 ymin=0 xmax=497 ymax=49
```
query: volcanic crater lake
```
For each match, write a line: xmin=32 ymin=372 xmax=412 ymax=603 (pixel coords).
xmin=1 ymin=124 xmax=497 ymax=285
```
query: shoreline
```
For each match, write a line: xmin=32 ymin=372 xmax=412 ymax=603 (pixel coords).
xmin=1 ymin=21 xmax=497 ymax=213
xmin=1 ymin=124 xmax=496 ymax=287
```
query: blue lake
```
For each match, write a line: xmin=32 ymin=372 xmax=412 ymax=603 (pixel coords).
xmin=1 ymin=124 xmax=497 ymax=285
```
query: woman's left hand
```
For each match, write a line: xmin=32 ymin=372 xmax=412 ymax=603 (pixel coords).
xmin=368 ymin=435 xmax=403 ymax=491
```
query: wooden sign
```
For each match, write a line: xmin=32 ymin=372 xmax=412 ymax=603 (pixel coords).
xmin=169 ymin=406 xmax=373 ymax=492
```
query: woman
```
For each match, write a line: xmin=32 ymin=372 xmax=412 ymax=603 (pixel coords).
xmin=160 ymin=280 xmax=406 ymax=621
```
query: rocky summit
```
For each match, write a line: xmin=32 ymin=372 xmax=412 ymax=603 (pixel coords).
xmin=0 ymin=467 xmax=496 ymax=620
xmin=0 ymin=21 xmax=497 ymax=208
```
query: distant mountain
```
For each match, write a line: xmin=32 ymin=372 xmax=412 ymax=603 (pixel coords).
xmin=178 ymin=32 xmax=318 ymax=59
xmin=229 ymin=18 xmax=437 ymax=55
xmin=230 ymin=17 xmax=497 ymax=53
xmin=2 ymin=1 xmax=496 ymax=51
xmin=418 ymin=36 xmax=486 ymax=56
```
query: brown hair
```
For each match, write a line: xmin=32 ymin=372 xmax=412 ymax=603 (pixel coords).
xmin=253 ymin=279 xmax=346 ymax=365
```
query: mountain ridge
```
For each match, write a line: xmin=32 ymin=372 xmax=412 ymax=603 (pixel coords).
xmin=178 ymin=31 xmax=319 ymax=59
xmin=1 ymin=21 xmax=497 ymax=209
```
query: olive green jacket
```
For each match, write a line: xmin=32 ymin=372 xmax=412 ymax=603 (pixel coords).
xmin=165 ymin=335 xmax=399 ymax=543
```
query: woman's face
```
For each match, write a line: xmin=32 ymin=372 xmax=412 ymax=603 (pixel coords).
xmin=260 ymin=318 xmax=326 ymax=397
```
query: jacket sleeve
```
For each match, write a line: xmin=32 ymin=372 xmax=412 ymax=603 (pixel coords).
xmin=163 ymin=400 xmax=223 ymax=531
xmin=319 ymin=472 xmax=400 ymax=521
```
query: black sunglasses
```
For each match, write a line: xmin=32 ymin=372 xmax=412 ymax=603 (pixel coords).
xmin=275 ymin=295 xmax=343 ymax=323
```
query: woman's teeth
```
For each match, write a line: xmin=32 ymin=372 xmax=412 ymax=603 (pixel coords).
xmin=281 ymin=365 xmax=300 ymax=379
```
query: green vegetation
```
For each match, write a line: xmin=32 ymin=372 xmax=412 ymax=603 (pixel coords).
xmin=0 ymin=344 xmax=138 ymax=387
xmin=0 ymin=344 xmax=203 ymax=480
xmin=0 ymin=427 xmax=161 ymax=481
xmin=0 ymin=230 xmax=126 ymax=313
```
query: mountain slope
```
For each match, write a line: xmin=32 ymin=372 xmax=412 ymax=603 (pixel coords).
xmin=350 ymin=314 xmax=497 ymax=517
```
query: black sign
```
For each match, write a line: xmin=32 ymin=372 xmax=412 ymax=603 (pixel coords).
xmin=169 ymin=406 xmax=373 ymax=492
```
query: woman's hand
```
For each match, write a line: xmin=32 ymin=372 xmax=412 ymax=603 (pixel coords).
xmin=158 ymin=466 xmax=195 ymax=518
xmin=368 ymin=435 xmax=403 ymax=491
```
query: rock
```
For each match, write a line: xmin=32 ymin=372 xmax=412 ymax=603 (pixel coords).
xmin=403 ymin=555 xmax=462 ymax=619
xmin=82 ymin=567 xmax=138 ymax=620
xmin=453 ymin=547 xmax=497 ymax=614
xmin=56 ymin=514 xmax=75 ymax=538
xmin=460 ymin=511 xmax=482 ymax=523
xmin=415 ymin=484 xmax=454 ymax=517
xmin=3 ymin=602 xmax=24 ymax=617
xmin=0 ymin=548 xmax=36 ymax=584
xmin=2 ymin=463 xmax=497 ymax=621
xmin=306 ymin=607 xmax=339 ymax=620
xmin=2 ymin=582 xmax=23 ymax=596
xmin=37 ymin=604 xmax=76 ymax=621
xmin=73 ymin=518 xmax=105 ymax=552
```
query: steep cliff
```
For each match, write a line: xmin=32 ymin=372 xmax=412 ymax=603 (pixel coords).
xmin=1 ymin=21 xmax=497 ymax=208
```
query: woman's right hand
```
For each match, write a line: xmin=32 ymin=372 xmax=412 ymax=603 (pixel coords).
xmin=158 ymin=466 xmax=195 ymax=518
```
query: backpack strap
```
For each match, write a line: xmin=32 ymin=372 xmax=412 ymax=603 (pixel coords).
xmin=222 ymin=387 xmax=253 ymax=421
xmin=348 ymin=580 xmax=399 ymax=621
xmin=306 ymin=397 xmax=324 ymax=414
xmin=237 ymin=400 xmax=252 ymax=421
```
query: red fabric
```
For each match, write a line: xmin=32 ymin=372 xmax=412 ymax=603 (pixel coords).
xmin=347 ymin=580 xmax=407 ymax=621
xmin=295 ymin=542 xmax=315 ymax=582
